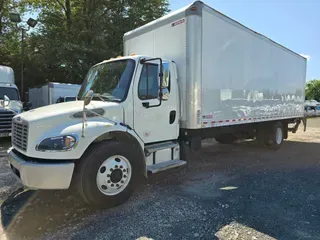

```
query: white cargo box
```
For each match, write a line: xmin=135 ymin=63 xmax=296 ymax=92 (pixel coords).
xmin=124 ymin=1 xmax=307 ymax=130
xmin=29 ymin=82 xmax=81 ymax=108
xmin=0 ymin=65 xmax=15 ymax=84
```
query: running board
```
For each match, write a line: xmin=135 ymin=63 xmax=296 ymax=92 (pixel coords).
xmin=145 ymin=141 xmax=178 ymax=154
xmin=147 ymin=159 xmax=186 ymax=174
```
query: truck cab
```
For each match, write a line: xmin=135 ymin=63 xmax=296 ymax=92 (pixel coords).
xmin=8 ymin=55 xmax=182 ymax=208
xmin=0 ymin=65 xmax=23 ymax=137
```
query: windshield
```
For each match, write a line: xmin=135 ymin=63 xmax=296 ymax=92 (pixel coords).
xmin=77 ymin=59 xmax=136 ymax=102
xmin=0 ymin=87 xmax=19 ymax=100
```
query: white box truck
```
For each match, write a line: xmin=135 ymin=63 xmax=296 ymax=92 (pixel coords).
xmin=29 ymin=82 xmax=81 ymax=108
xmin=7 ymin=1 xmax=307 ymax=208
xmin=0 ymin=65 xmax=23 ymax=137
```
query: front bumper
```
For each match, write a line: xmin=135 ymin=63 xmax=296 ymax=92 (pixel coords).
xmin=7 ymin=147 xmax=75 ymax=189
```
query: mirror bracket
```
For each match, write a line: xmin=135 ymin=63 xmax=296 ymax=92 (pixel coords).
xmin=140 ymin=57 xmax=164 ymax=108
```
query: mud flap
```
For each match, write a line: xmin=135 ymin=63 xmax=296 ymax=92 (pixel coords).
xmin=291 ymin=117 xmax=307 ymax=133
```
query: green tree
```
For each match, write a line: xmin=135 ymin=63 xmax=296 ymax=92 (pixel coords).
xmin=305 ymin=80 xmax=320 ymax=101
xmin=0 ymin=0 xmax=169 ymax=95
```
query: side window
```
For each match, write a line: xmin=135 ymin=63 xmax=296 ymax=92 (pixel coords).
xmin=138 ymin=63 xmax=159 ymax=100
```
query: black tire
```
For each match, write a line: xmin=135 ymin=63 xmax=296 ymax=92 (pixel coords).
xmin=215 ymin=134 xmax=237 ymax=144
xmin=75 ymin=141 xmax=143 ymax=208
xmin=265 ymin=122 xmax=284 ymax=150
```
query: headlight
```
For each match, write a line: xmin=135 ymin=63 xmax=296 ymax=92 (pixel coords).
xmin=36 ymin=135 xmax=77 ymax=151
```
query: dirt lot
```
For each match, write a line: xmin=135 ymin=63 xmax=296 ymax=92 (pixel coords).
xmin=0 ymin=119 xmax=319 ymax=240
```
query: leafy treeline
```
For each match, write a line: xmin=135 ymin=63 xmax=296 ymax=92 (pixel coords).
xmin=0 ymin=0 xmax=169 ymax=92
xmin=306 ymin=80 xmax=320 ymax=101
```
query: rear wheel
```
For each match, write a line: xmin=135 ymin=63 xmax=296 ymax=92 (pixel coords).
xmin=265 ymin=122 xmax=284 ymax=150
xmin=75 ymin=141 xmax=142 ymax=208
xmin=257 ymin=122 xmax=284 ymax=150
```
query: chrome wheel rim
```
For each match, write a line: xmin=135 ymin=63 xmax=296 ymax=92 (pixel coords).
xmin=276 ymin=127 xmax=282 ymax=145
xmin=96 ymin=155 xmax=132 ymax=196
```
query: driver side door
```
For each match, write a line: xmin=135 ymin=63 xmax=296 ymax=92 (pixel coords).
xmin=133 ymin=60 xmax=178 ymax=143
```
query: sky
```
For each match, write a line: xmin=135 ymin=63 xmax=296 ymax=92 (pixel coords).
xmin=24 ymin=0 xmax=318 ymax=81
xmin=169 ymin=0 xmax=319 ymax=81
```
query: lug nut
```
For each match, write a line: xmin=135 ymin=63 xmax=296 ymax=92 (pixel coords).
xmin=110 ymin=168 xmax=113 ymax=172
xmin=116 ymin=184 xmax=119 ymax=187
xmin=121 ymin=180 xmax=124 ymax=183
xmin=123 ymin=169 xmax=126 ymax=172
xmin=115 ymin=165 xmax=118 ymax=168
xmin=107 ymin=174 xmax=110 ymax=177
xmin=107 ymin=180 xmax=111 ymax=183
xmin=120 ymin=166 xmax=123 ymax=169
xmin=124 ymin=175 xmax=127 ymax=178
xmin=111 ymin=184 xmax=114 ymax=187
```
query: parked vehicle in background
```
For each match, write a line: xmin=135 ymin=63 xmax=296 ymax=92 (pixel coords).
xmin=304 ymin=105 xmax=320 ymax=117
xmin=0 ymin=65 xmax=23 ymax=137
xmin=305 ymin=99 xmax=320 ymax=107
xmin=315 ymin=106 xmax=320 ymax=116
xmin=7 ymin=1 xmax=307 ymax=208
xmin=56 ymin=96 xmax=77 ymax=103
xmin=29 ymin=82 xmax=81 ymax=108
xmin=305 ymin=106 xmax=315 ymax=117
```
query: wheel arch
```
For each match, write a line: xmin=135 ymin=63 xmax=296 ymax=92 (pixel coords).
xmin=82 ymin=130 xmax=147 ymax=178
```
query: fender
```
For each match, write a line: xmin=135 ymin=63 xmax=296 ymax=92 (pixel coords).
xmin=29 ymin=119 xmax=147 ymax=178
xmin=61 ymin=121 xmax=147 ymax=177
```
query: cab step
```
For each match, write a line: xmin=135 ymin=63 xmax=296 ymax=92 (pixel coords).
xmin=145 ymin=141 xmax=178 ymax=155
xmin=147 ymin=159 xmax=186 ymax=174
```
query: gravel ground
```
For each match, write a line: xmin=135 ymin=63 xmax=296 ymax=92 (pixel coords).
xmin=0 ymin=119 xmax=320 ymax=240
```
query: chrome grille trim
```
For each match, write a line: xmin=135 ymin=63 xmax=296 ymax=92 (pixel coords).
xmin=12 ymin=118 xmax=28 ymax=151
xmin=0 ymin=109 xmax=16 ymax=134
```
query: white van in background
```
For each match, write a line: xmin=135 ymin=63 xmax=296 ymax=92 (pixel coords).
xmin=29 ymin=82 xmax=81 ymax=109
xmin=0 ymin=65 xmax=23 ymax=137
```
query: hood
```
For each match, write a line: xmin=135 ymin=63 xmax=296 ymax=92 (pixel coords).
xmin=0 ymin=100 xmax=22 ymax=114
xmin=16 ymin=100 xmax=123 ymax=123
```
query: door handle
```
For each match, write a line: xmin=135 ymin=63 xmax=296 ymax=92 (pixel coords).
xmin=169 ymin=110 xmax=176 ymax=124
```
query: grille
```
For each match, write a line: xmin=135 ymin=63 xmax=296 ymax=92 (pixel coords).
xmin=0 ymin=109 xmax=16 ymax=134
xmin=12 ymin=118 xmax=28 ymax=151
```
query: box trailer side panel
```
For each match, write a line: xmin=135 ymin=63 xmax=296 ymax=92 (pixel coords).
xmin=124 ymin=5 xmax=203 ymax=129
xmin=50 ymin=83 xmax=81 ymax=104
xmin=29 ymin=87 xmax=42 ymax=109
xmin=201 ymin=7 xmax=307 ymax=128
xmin=42 ymin=84 xmax=49 ymax=106
xmin=0 ymin=65 xmax=15 ymax=84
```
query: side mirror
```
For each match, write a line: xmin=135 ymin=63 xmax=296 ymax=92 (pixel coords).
xmin=23 ymin=102 xmax=32 ymax=111
xmin=3 ymin=95 xmax=10 ymax=107
xmin=84 ymin=90 xmax=94 ymax=106
xmin=23 ymin=102 xmax=32 ymax=108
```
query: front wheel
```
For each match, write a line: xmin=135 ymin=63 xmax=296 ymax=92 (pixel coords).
xmin=75 ymin=141 xmax=142 ymax=208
